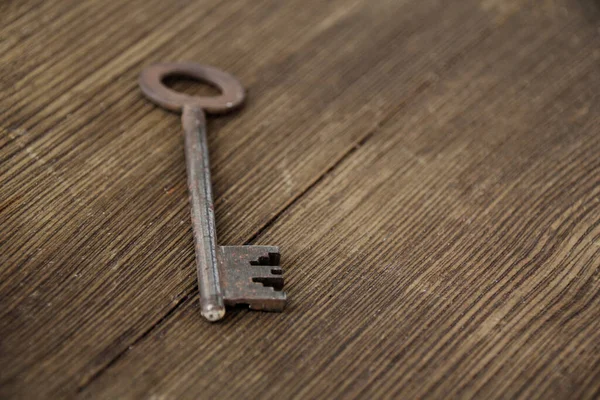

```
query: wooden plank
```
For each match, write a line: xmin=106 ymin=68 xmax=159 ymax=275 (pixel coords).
xmin=80 ymin=1 xmax=600 ymax=399
xmin=2 ymin=0 xmax=599 ymax=399
xmin=0 ymin=0 xmax=502 ymax=397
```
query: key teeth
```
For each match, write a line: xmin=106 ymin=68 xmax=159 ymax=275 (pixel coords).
xmin=218 ymin=245 xmax=287 ymax=312
xmin=248 ymin=249 xmax=280 ymax=266
xmin=224 ymin=288 xmax=287 ymax=312
xmin=251 ymin=266 xmax=285 ymax=291
xmin=248 ymin=250 xmax=283 ymax=290
xmin=248 ymin=291 xmax=287 ymax=311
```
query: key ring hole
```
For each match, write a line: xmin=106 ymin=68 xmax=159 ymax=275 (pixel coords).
xmin=139 ymin=62 xmax=245 ymax=114
xmin=162 ymin=74 xmax=222 ymax=98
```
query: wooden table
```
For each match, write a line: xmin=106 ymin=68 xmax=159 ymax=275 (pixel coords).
xmin=2 ymin=0 xmax=599 ymax=398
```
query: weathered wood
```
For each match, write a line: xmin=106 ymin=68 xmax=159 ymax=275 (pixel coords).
xmin=1 ymin=0 xmax=599 ymax=399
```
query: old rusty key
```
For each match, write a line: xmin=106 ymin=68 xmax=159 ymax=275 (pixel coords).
xmin=139 ymin=62 xmax=286 ymax=322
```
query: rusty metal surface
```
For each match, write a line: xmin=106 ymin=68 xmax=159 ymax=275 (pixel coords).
xmin=139 ymin=62 xmax=286 ymax=321
xmin=139 ymin=62 xmax=245 ymax=114
xmin=219 ymin=246 xmax=285 ymax=311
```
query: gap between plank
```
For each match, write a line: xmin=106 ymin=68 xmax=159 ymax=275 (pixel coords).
xmin=76 ymin=291 xmax=192 ymax=392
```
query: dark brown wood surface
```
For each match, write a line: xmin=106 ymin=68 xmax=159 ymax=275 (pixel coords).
xmin=2 ymin=0 xmax=600 ymax=398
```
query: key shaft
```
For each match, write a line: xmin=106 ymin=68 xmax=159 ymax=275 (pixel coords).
xmin=182 ymin=105 xmax=224 ymax=321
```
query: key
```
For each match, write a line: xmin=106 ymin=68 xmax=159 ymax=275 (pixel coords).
xmin=139 ymin=62 xmax=286 ymax=322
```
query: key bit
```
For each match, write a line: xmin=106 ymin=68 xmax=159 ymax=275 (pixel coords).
xmin=139 ymin=62 xmax=287 ymax=322
xmin=219 ymin=246 xmax=286 ymax=310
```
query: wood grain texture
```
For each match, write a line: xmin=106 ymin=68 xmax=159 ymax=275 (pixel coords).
xmin=1 ymin=0 xmax=600 ymax=399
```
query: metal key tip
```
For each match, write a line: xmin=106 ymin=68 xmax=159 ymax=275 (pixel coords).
xmin=201 ymin=303 xmax=226 ymax=322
